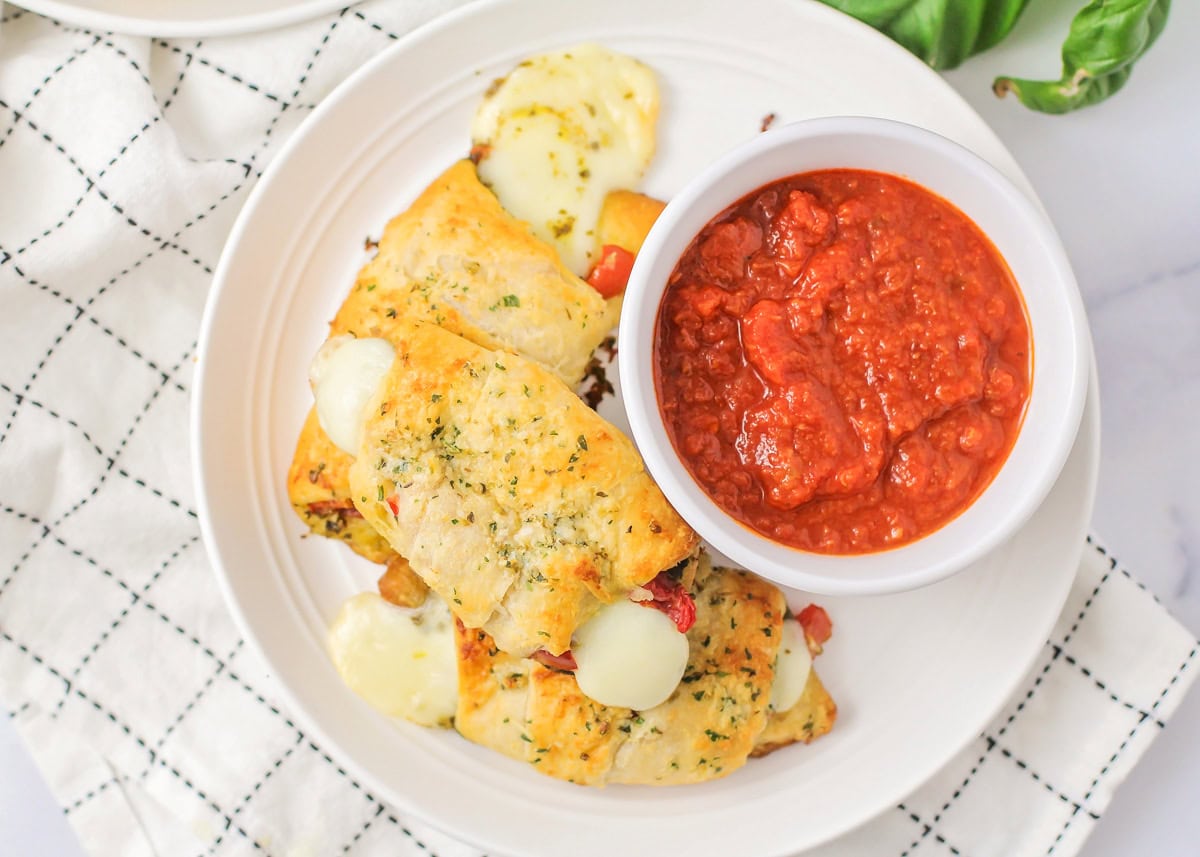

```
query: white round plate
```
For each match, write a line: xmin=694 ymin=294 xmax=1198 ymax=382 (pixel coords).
xmin=193 ymin=1 xmax=1099 ymax=855
xmin=8 ymin=0 xmax=350 ymax=38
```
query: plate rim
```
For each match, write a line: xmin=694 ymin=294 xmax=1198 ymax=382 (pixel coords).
xmin=191 ymin=0 xmax=1101 ymax=853
xmin=7 ymin=0 xmax=354 ymax=38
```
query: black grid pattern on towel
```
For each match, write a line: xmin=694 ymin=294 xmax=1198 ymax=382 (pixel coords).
xmin=0 ymin=4 xmax=1195 ymax=857
xmin=887 ymin=534 xmax=1197 ymax=856
xmin=0 ymin=4 xmax=470 ymax=854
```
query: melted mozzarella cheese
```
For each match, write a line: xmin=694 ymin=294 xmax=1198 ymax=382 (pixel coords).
xmin=327 ymin=592 xmax=458 ymax=727
xmin=309 ymin=335 xmax=395 ymax=456
xmin=571 ymin=599 xmax=688 ymax=711
xmin=768 ymin=617 xmax=813 ymax=713
xmin=471 ymin=43 xmax=659 ymax=276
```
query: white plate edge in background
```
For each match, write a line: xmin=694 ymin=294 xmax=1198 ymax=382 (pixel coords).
xmin=8 ymin=0 xmax=353 ymax=38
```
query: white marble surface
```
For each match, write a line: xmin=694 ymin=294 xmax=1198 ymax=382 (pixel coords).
xmin=938 ymin=3 xmax=1200 ymax=855
xmin=2 ymin=1 xmax=1198 ymax=855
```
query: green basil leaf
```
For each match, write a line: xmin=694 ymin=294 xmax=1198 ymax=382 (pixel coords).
xmin=819 ymin=0 xmax=1031 ymax=69
xmin=993 ymin=0 xmax=1170 ymax=114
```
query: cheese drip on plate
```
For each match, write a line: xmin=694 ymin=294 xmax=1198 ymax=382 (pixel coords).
xmin=472 ymin=43 xmax=659 ymax=277
xmin=328 ymin=592 xmax=458 ymax=727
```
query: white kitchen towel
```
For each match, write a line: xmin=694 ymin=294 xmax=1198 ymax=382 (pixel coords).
xmin=0 ymin=4 xmax=1194 ymax=857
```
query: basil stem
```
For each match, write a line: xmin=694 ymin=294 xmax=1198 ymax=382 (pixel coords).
xmin=993 ymin=0 xmax=1170 ymax=114
xmin=822 ymin=0 xmax=1171 ymax=113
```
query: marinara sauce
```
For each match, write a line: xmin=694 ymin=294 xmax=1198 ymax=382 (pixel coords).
xmin=654 ymin=170 xmax=1030 ymax=554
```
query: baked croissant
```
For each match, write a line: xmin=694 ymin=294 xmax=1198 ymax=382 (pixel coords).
xmin=331 ymin=158 xmax=616 ymax=388
xmin=348 ymin=320 xmax=698 ymax=657
xmin=455 ymin=558 xmax=836 ymax=785
xmin=287 ymin=162 xmax=661 ymax=564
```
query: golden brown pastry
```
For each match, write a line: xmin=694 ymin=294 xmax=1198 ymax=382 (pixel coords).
xmin=287 ymin=166 xmax=665 ymax=563
xmin=348 ymin=320 xmax=698 ymax=657
xmin=332 ymin=159 xmax=616 ymax=388
xmin=376 ymin=554 xmax=428 ymax=608
xmin=597 ymin=189 xmax=666 ymax=256
xmin=454 ymin=560 xmax=836 ymax=785
xmin=751 ymin=668 xmax=837 ymax=758
xmin=286 ymin=408 xmax=394 ymax=564
xmin=591 ymin=189 xmax=667 ymax=318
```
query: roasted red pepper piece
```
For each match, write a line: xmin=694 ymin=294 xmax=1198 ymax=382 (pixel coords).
xmin=797 ymin=604 xmax=833 ymax=654
xmin=586 ymin=245 xmax=636 ymax=299
xmin=642 ymin=570 xmax=697 ymax=634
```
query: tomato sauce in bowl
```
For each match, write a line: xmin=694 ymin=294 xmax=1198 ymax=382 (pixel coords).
xmin=654 ymin=169 xmax=1031 ymax=554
